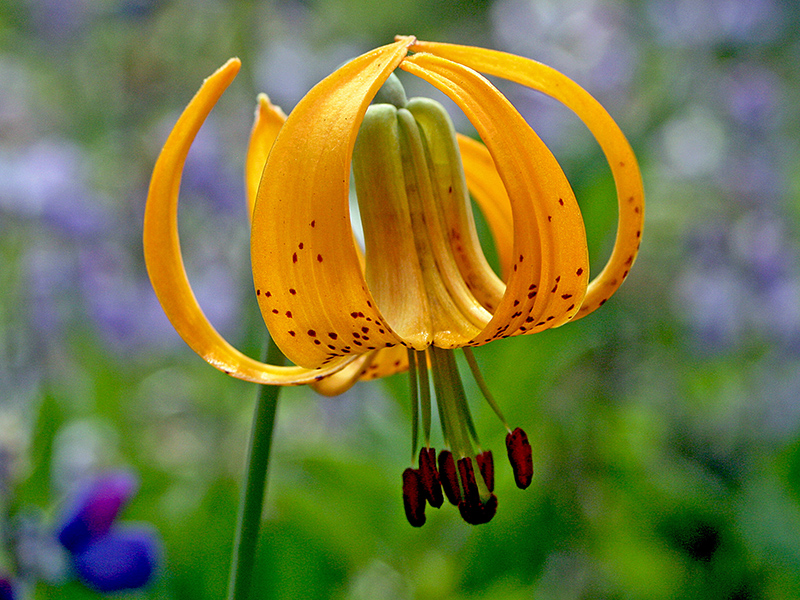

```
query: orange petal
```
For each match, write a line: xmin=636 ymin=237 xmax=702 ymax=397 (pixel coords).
xmin=400 ymin=53 xmax=588 ymax=344
xmin=310 ymin=352 xmax=376 ymax=396
xmin=409 ymin=40 xmax=644 ymax=320
xmin=456 ymin=133 xmax=514 ymax=279
xmin=143 ymin=58 xmax=354 ymax=385
xmin=251 ymin=38 xmax=416 ymax=368
xmin=359 ymin=345 xmax=411 ymax=381
xmin=245 ymin=94 xmax=286 ymax=223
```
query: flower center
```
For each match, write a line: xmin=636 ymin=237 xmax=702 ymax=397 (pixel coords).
xmin=352 ymin=76 xmax=503 ymax=351
xmin=354 ymin=75 xmax=533 ymax=526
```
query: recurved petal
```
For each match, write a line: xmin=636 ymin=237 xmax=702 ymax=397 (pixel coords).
xmin=400 ymin=53 xmax=588 ymax=344
xmin=143 ymin=58 xmax=354 ymax=385
xmin=251 ymin=38 xmax=415 ymax=369
xmin=310 ymin=352 xmax=376 ymax=396
xmin=245 ymin=93 xmax=286 ymax=223
xmin=359 ymin=345 xmax=412 ymax=381
xmin=456 ymin=133 xmax=514 ymax=279
xmin=409 ymin=40 xmax=644 ymax=320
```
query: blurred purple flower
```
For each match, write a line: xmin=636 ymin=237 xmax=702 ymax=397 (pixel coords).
xmin=0 ymin=577 xmax=15 ymax=600
xmin=718 ymin=151 xmax=784 ymax=207
xmin=56 ymin=471 xmax=161 ymax=592
xmin=490 ymin=0 xmax=639 ymax=105
xmin=180 ymin=116 xmax=246 ymax=217
xmin=72 ymin=525 xmax=160 ymax=593
xmin=723 ymin=63 xmax=783 ymax=130
xmin=647 ymin=0 xmax=783 ymax=47
xmin=676 ymin=214 xmax=800 ymax=351
xmin=24 ymin=242 xmax=80 ymax=338
xmin=57 ymin=470 xmax=138 ymax=553
xmin=26 ymin=0 xmax=92 ymax=42
xmin=0 ymin=140 xmax=111 ymax=238
xmin=77 ymin=240 xmax=242 ymax=353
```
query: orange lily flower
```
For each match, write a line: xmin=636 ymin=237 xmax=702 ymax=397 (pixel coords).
xmin=143 ymin=36 xmax=643 ymax=525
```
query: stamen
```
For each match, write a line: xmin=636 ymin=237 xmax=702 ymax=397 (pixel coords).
xmin=407 ymin=349 xmax=419 ymax=461
xmin=458 ymin=492 xmax=498 ymax=525
xmin=462 ymin=347 xmax=509 ymax=429
xmin=437 ymin=450 xmax=462 ymax=506
xmin=506 ymin=427 xmax=533 ymax=489
xmin=417 ymin=351 xmax=432 ymax=447
xmin=456 ymin=456 xmax=498 ymax=525
xmin=418 ymin=447 xmax=443 ymax=508
xmin=476 ymin=450 xmax=494 ymax=492
xmin=428 ymin=346 xmax=475 ymax=458
xmin=457 ymin=456 xmax=480 ymax=506
xmin=401 ymin=468 xmax=427 ymax=527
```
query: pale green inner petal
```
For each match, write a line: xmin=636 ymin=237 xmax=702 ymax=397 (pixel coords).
xmin=354 ymin=100 xmax=494 ymax=349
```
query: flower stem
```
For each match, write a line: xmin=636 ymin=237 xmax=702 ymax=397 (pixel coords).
xmin=227 ymin=338 xmax=285 ymax=600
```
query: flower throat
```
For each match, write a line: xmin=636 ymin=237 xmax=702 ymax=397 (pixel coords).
xmin=353 ymin=74 xmax=533 ymax=526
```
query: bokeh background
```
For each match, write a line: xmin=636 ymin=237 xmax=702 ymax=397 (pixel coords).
xmin=2 ymin=0 xmax=800 ymax=598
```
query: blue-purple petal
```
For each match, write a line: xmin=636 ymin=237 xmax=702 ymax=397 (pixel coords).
xmin=72 ymin=525 xmax=160 ymax=592
xmin=57 ymin=470 xmax=139 ymax=553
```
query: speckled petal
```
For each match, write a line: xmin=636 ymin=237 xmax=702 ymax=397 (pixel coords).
xmin=408 ymin=40 xmax=644 ymax=321
xmin=251 ymin=38 xmax=416 ymax=369
xmin=359 ymin=345 xmax=411 ymax=381
xmin=400 ymin=53 xmax=589 ymax=345
xmin=310 ymin=352 xmax=375 ymax=396
xmin=144 ymin=58 xmax=354 ymax=384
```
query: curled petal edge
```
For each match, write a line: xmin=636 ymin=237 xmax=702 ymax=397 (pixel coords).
xmin=409 ymin=40 xmax=644 ymax=320
xmin=143 ymin=58 xmax=355 ymax=385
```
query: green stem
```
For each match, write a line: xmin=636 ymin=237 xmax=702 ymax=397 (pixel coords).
xmin=227 ymin=338 xmax=285 ymax=600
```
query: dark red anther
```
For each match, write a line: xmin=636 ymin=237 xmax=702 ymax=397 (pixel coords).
xmin=458 ymin=493 xmax=498 ymax=525
xmin=476 ymin=450 xmax=495 ymax=492
xmin=506 ymin=427 xmax=533 ymax=489
xmin=418 ymin=447 xmax=443 ymax=508
xmin=437 ymin=450 xmax=462 ymax=506
xmin=457 ymin=457 xmax=480 ymax=506
xmin=456 ymin=455 xmax=498 ymax=524
xmin=402 ymin=468 xmax=427 ymax=527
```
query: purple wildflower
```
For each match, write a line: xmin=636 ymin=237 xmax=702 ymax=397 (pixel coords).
xmin=57 ymin=471 xmax=138 ymax=553
xmin=72 ymin=525 xmax=160 ymax=593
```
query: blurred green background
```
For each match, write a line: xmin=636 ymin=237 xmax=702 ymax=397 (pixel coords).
xmin=2 ymin=0 xmax=800 ymax=598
